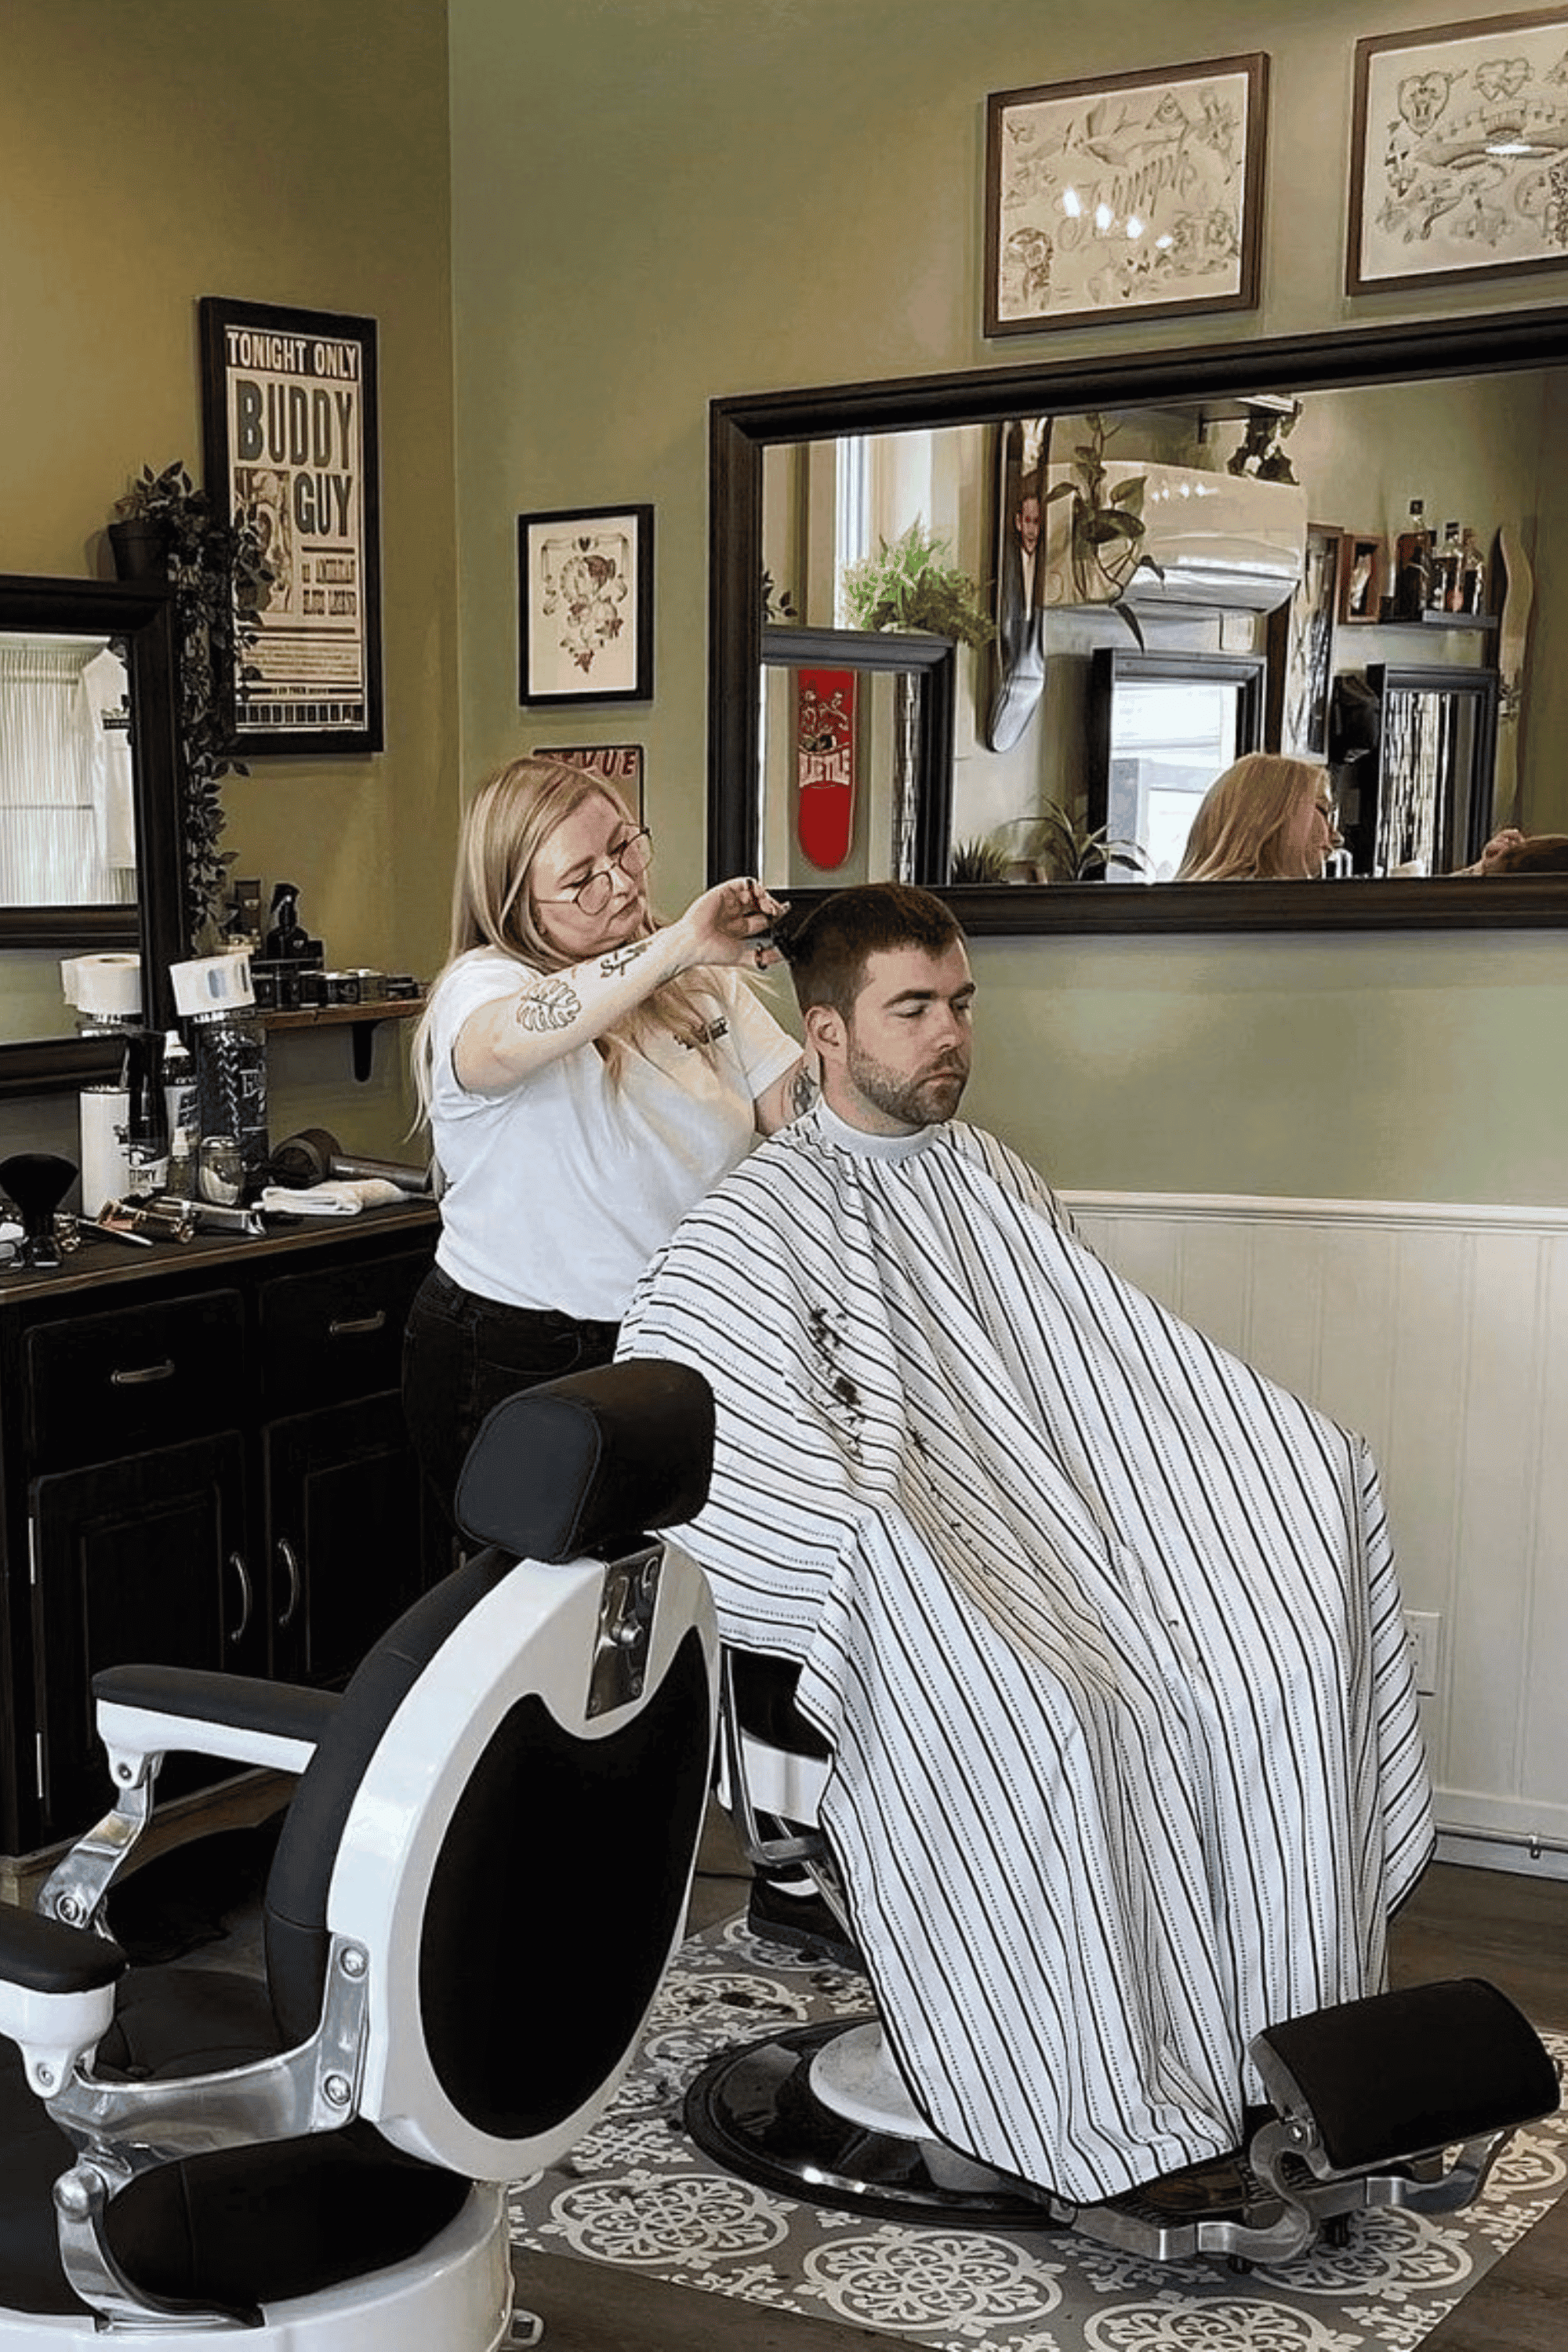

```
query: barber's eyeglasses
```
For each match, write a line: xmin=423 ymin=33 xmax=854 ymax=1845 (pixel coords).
xmin=536 ymin=827 xmax=654 ymax=917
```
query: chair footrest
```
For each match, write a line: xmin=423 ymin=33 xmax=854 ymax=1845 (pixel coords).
xmin=1249 ymin=1976 xmax=1560 ymax=2174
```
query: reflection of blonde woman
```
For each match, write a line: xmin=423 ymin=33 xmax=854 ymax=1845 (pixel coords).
xmin=1177 ymin=754 xmax=1341 ymax=880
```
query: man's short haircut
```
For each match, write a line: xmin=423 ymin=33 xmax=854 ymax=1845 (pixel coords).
xmin=784 ymin=883 xmax=963 ymax=1022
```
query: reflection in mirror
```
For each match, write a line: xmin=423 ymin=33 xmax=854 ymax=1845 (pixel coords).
xmin=719 ymin=317 xmax=1568 ymax=931
xmin=0 ymin=633 xmax=135 ymax=922
xmin=760 ymin=626 xmax=954 ymax=890
xmin=1088 ymin=650 xmax=1265 ymax=881
xmin=0 ymin=577 xmax=182 ymax=1091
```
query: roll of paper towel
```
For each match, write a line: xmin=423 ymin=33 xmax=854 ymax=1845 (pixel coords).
xmin=60 ymin=953 xmax=142 ymax=1018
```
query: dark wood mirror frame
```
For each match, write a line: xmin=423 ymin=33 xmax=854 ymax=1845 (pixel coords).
xmin=709 ymin=305 xmax=1568 ymax=935
xmin=0 ymin=575 xmax=186 ymax=1100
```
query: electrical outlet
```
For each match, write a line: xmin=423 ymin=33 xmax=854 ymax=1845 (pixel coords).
xmin=1405 ymin=1610 xmax=1442 ymax=1697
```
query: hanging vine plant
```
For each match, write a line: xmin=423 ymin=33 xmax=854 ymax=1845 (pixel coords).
xmin=110 ymin=461 xmax=272 ymax=949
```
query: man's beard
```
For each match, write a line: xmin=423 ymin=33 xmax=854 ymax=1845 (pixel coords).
xmin=845 ymin=1041 xmax=969 ymax=1131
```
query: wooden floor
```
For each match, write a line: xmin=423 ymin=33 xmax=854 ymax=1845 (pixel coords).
xmin=517 ymin=1830 xmax=1568 ymax=2352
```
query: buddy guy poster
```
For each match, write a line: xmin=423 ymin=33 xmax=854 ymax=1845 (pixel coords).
xmin=201 ymin=296 xmax=383 ymax=754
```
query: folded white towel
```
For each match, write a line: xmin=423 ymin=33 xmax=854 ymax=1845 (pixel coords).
xmin=258 ymin=1178 xmax=404 ymax=1218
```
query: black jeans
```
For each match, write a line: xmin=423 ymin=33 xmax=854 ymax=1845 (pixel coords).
xmin=401 ymin=1265 xmax=619 ymax=1526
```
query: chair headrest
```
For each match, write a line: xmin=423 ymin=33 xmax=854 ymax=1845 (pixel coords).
xmin=454 ymin=1359 xmax=714 ymax=1559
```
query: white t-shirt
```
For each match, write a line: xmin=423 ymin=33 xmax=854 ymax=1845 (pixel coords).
xmin=427 ymin=947 xmax=800 ymax=1318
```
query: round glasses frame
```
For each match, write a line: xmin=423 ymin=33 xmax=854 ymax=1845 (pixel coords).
xmin=534 ymin=826 xmax=654 ymax=917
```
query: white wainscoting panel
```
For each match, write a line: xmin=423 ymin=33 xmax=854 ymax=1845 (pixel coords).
xmin=1063 ymin=1192 xmax=1568 ymax=1881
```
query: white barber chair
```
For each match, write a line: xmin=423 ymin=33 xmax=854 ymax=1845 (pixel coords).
xmin=0 ymin=1359 xmax=717 ymax=2347
xmin=691 ymin=1646 xmax=1563 ymax=2264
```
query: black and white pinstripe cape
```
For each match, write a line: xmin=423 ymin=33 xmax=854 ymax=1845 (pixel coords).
xmin=619 ymin=1105 xmax=1435 ymax=2202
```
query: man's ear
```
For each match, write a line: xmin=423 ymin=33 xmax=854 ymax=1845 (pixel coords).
xmin=803 ymin=1002 xmax=845 ymax=1065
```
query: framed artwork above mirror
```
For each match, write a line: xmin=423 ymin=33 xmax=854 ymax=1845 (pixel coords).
xmin=710 ymin=303 xmax=1568 ymax=935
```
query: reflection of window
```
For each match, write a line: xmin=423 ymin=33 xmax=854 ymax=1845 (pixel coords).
xmin=1109 ymin=681 xmax=1242 ymax=880
xmin=1090 ymin=649 xmax=1266 ymax=882
xmin=0 ymin=638 xmax=136 ymax=909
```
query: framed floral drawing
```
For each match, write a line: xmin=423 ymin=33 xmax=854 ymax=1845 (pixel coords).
xmin=983 ymin=54 xmax=1269 ymax=335
xmin=1348 ymin=11 xmax=1568 ymax=294
xmin=518 ymin=504 xmax=653 ymax=704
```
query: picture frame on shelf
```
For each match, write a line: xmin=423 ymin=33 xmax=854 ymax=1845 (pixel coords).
xmin=983 ymin=54 xmax=1269 ymax=336
xmin=1348 ymin=12 xmax=1568 ymax=296
xmin=1269 ymin=523 xmax=1344 ymax=758
xmin=198 ymin=295 xmax=383 ymax=755
xmin=532 ymin=742 xmax=645 ymax=819
xmin=518 ymin=504 xmax=654 ymax=705
xmin=1339 ymin=534 xmax=1385 ymax=624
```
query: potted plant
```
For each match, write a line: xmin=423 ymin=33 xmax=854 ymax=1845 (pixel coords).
xmin=1044 ymin=415 xmax=1162 ymax=643
xmin=108 ymin=463 xmax=272 ymax=946
xmin=989 ymin=803 xmax=1149 ymax=884
xmin=841 ymin=519 xmax=994 ymax=648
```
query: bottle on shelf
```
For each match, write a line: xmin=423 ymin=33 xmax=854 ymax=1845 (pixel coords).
xmin=1459 ymin=527 xmax=1486 ymax=615
xmin=1395 ymin=498 xmax=1432 ymax=619
xmin=1429 ymin=521 xmax=1462 ymax=612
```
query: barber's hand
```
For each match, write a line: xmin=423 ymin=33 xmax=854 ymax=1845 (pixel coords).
xmin=1475 ymin=827 xmax=1526 ymax=873
xmin=673 ymin=877 xmax=791 ymax=971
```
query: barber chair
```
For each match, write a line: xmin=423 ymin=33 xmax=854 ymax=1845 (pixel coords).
xmin=688 ymin=1646 xmax=1562 ymax=2264
xmin=0 ymin=1359 xmax=717 ymax=2347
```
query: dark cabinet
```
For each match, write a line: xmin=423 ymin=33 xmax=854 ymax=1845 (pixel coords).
xmin=0 ymin=1207 xmax=440 ymax=1856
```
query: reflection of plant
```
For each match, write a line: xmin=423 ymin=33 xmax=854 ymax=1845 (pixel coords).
xmin=111 ymin=463 xmax=272 ymax=946
xmin=949 ymin=837 xmax=1013 ymax=885
xmin=1044 ymin=416 xmax=1161 ymax=643
xmin=990 ymin=804 xmax=1150 ymax=883
xmin=761 ymin=568 xmax=799 ymax=623
xmin=842 ymin=519 xmax=994 ymax=648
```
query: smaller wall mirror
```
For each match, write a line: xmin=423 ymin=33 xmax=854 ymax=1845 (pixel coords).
xmin=1087 ymin=649 xmax=1266 ymax=882
xmin=0 ymin=577 xmax=185 ymax=1099
xmin=760 ymin=626 xmax=955 ymax=896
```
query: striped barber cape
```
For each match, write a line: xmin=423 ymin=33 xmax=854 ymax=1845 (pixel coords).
xmin=619 ymin=1103 xmax=1435 ymax=2204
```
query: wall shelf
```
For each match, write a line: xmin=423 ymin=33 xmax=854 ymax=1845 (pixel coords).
xmin=261 ymin=996 xmax=426 ymax=1083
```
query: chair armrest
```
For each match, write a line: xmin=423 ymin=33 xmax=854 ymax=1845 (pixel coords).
xmin=0 ymin=1906 xmax=125 ymax=2097
xmin=93 ymin=1665 xmax=342 ymax=1779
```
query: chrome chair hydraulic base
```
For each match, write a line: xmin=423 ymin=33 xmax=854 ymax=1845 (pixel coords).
xmin=688 ymin=1973 xmax=1562 ymax=2265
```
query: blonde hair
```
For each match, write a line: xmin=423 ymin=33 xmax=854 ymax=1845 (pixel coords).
xmin=412 ymin=756 xmax=719 ymax=1123
xmin=1176 ymin=754 xmax=1330 ymax=882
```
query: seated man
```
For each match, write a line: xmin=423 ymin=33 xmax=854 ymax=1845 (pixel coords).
xmin=618 ymin=882 xmax=1433 ymax=2207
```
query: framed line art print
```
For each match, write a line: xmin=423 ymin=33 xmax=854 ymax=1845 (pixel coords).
xmin=199 ymin=296 xmax=383 ymax=755
xmin=518 ymin=504 xmax=654 ymax=705
xmin=532 ymin=742 xmax=645 ymax=820
xmin=984 ymin=54 xmax=1269 ymax=335
xmin=1348 ymin=11 xmax=1568 ymax=295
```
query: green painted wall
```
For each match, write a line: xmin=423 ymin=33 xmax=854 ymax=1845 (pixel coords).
xmin=448 ymin=0 xmax=1568 ymax=1206
xmin=3 ymin=0 xmax=459 ymax=1163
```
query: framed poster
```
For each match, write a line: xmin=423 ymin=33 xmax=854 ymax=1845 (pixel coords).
xmin=532 ymin=742 xmax=645 ymax=819
xmin=198 ymin=296 xmax=383 ymax=755
xmin=984 ymin=54 xmax=1269 ymax=335
xmin=793 ymin=667 xmax=858 ymax=870
xmin=518 ymin=504 xmax=654 ymax=705
xmin=1348 ymin=11 xmax=1568 ymax=294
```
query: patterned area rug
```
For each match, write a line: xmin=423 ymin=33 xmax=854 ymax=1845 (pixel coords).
xmin=507 ymin=1912 xmax=1568 ymax=2352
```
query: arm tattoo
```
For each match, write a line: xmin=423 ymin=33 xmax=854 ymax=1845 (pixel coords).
xmin=513 ymin=976 xmax=582 ymax=1033
xmin=598 ymin=938 xmax=652 ymax=979
xmin=789 ymin=1064 xmax=818 ymax=1119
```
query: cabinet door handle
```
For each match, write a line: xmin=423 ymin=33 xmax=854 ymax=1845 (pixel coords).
xmin=229 ymin=1553 xmax=252 ymax=1644
xmin=111 ymin=1359 xmax=176 ymax=1387
xmin=329 ymin=1311 xmax=386 ymax=1338
xmin=276 ymin=1537 xmax=302 ymax=1629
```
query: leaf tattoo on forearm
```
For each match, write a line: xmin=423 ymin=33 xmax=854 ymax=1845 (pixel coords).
xmin=514 ymin=977 xmax=582 ymax=1032
xmin=598 ymin=938 xmax=651 ymax=978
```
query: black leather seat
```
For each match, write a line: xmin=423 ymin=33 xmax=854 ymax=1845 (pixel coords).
xmin=0 ymin=1359 xmax=717 ymax=2348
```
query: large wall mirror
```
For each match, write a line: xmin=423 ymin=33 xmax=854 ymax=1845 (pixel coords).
xmin=710 ymin=307 xmax=1568 ymax=934
xmin=0 ymin=576 xmax=185 ymax=1098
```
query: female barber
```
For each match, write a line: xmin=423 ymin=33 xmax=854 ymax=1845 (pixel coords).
xmin=1176 ymin=753 xmax=1341 ymax=881
xmin=403 ymin=754 xmax=804 ymax=1516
